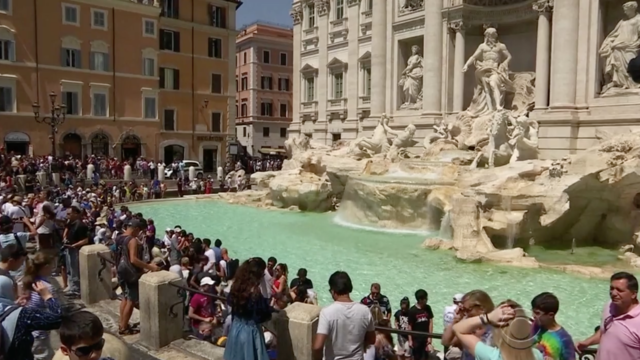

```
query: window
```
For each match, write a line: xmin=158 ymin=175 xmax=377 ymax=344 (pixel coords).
xmin=280 ymin=53 xmax=287 ymax=66
xmin=160 ymin=68 xmax=180 ymax=90
xmin=62 ymin=91 xmax=79 ymax=115
xmin=243 ymin=52 xmax=247 ymax=64
xmin=90 ymin=52 xmax=109 ymax=71
xmin=240 ymin=102 xmax=247 ymax=116
xmin=263 ymin=51 xmax=270 ymax=64
xmin=278 ymin=77 xmax=289 ymax=91
xmin=307 ymin=4 xmax=315 ymax=28
xmin=62 ymin=4 xmax=79 ymax=25
xmin=261 ymin=76 xmax=272 ymax=90
xmin=208 ymin=38 xmax=222 ymax=59
xmin=61 ymin=48 xmax=81 ymax=68
xmin=209 ymin=5 xmax=226 ymax=28
xmin=241 ymin=76 xmax=248 ymax=91
xmin=162 ymin=0 xmax=179 ymax=19
xmin=91 ymin=91 xmax=107 ymax=117
xmin=363 ymin=67 xmax=371 ymax=96
xmin=260 ymin=102 xmax=272 ymax=116
xmin=262 ymin=127 xmax=270 ymax=137
xmin=143 ymin=57 xmax=155 ymax=76
xmin=143 ymin=19 xmax=157 ymax=37
xmin=333 ymin=72 xmax=344 ymax=98
xmin=0 ymin=40 xmax=15 ymax=61
xmin=305 ymin=77 xmax=315 ymax=102
xmin=332 ymin=133 xmax=341 ymax=143
xmin=242 ymin=127 xmax=247 ymax=137
xmin=0 ymin=0 xmax=11 ymax=14
xmin=163 ymin=109 xmax=176 ymax=131
xmin=160 ymin=29 xmax=180 ymax=52
xmin=280 ymin=127 xmax=287 ymax=138
xmin=335 ymin=0 xmax=344 ymax=20
xmin=367 ymin=0 xmax=373 ymax=10
xmin=279 ymin=103 xmax=287 ymax=118
xmin=143 ymin=94 xmax=157 ymax=119
xmin=91 ymin=9 xmax=107 ymax=29
xmin=210 ymin=73 xmax=222 ymax=94
xmin=0 ymin=86 xmax=13 ymax=112
xmin=211 ymin=112 xmax=222 ymax=132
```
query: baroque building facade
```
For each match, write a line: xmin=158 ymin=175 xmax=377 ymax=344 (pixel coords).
xmin=289 ymin=0 xmax=640 ymax=159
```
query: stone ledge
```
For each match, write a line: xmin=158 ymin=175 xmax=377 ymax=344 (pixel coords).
xmin=170 ymin=338 xmax=226 ymax=360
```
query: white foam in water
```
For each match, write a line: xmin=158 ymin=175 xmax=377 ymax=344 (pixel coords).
xmin=333 ymin=213 xmax=432 ymax=235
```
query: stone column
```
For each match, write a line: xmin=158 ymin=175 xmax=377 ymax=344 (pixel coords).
xmin=315 ymin=0 xmax=330 ymax=144
xmin=345 ymin=0 xmax=360 ymax=139
xmin=272 ymin=302 xmax=322 ymax=360
xmin=290 ymin=4 xmax=303 ymax=136
xmin=549 ymin=0 xmax=579 ymax=110
xmin=450 ymin=20 xmax=466 ymax=113
xmin=422 ymin=0 xmax=443 ymax=116
xmin=138 ymin=271 xmax=184 ymax=350
xmin=533 ymin=0 xmax=552 ymax=110
xmin=79 ymin=244 xmax=114 ymax=305
xmin=370 ymin=0 xmax=387 ymax=117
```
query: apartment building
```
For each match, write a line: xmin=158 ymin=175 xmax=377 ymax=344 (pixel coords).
xmin=235 ymin=22 xmax=293 ymax=156
xmin=0 ymin=0 xmax=238 ymax=168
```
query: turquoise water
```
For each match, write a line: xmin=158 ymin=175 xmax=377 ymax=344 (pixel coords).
xmin=133 ymin=200 xmax=609 ymax=341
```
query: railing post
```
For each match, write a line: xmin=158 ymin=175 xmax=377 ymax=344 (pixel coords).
xmin=139 ymin=271 xmax=183 ymax=350
xmin=271 ymin=302 xmax=321 ymax=360
xmin=79 ymin=244 xmax=113 ymax=305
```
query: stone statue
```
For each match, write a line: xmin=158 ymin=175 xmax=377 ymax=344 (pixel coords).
xmin=462 ymin=27 xmax=513 ymax=117
xmin=470 ymin=110 xmax=513 ymax=168
xmin=599 ymin=1 xmax=640 ymax=96
xmin=400 ymin=0 xmax=424 ymax=13
xmin=384 ymin=123 xmax=417 ymax=161
xmin=349 ymin=114 xmax=392 ymax=156
xmin=398 ymin=45 xmax=423 ymax=109
xmin=508 ymin=116 xmax=539 ymax=163
xmin=284 ymin=134 xmax=311 ymax=159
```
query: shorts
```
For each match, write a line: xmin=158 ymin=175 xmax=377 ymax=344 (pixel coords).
xmin=119 ymin=281 xmax=139 ymax=304
xmin=397 ymin=336 xmax=411 ymax=356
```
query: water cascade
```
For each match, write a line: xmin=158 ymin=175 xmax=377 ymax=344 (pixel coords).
xmin=438 ymin=211 xmax=453 ymax=239
xmin=504 ymin=195 xmax=517 ymax=249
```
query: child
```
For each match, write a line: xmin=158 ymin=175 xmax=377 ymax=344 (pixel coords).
xmin=23 ymin=252 xmax=56 ymax=360
xmin=531 ymin=292 xmax=576 ymax=360
xmin=58 ymin=311 xmax=114 ymax=360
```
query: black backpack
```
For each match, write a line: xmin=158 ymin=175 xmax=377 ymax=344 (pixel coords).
xmin=0 ymin=305 xmax=20 ymax=359
xmin=226 ymin=259 xmax=240 ymax=281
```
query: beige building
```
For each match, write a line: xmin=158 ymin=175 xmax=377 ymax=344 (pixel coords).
xmin=235 ymin=22 xmax=293 ymax=156
xmin=0 ymin=0 xmax=238 ymax=169
xmin=289 ymin=0 xmax=640 ymax=159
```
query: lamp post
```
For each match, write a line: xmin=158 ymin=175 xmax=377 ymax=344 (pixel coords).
xmin=32 ymin=91 xmax=66 ymax=158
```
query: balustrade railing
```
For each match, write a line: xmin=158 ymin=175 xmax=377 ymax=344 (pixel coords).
xmin=97 ymin=252 xmax=115 ymax=283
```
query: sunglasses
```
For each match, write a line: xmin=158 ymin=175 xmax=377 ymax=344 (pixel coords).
xmin=71 ymin=337 xmax=105 ymax=357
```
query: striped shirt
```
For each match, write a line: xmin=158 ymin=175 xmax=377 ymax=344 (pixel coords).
xmin=26 ymin=278 xmax=54 ymax=339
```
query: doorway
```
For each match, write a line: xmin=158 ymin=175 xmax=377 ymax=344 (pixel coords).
xmin=62 ymin=133 xmax=82 ymax=158
xmin=91 ymin=133 xmax=110 ymax=157
xmin=121 ymin=135 xmax=141 ymax=161
xmin=4 ymin=142 xmax=28 ymax=155
xmin=202 ymin=148 xmax=217 ymax=172
xmin=164 ymin=145 xmax=184 ymax=164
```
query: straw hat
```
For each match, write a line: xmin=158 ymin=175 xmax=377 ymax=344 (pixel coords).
xmin=496 ymin=307 xmax=535 ymax=350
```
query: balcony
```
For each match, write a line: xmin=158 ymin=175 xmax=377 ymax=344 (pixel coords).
xmin=300 ymin=101 xmax=318 ymax=114
xmin=359 ymin=95 xmax=371 ymax=107
xmin=327 ymin=98 xmax=347 ymax=110
xmin=130 ymin=0 xmax=161 ymax=6
xmin=303 ymin=26 xmax=318 ymax=39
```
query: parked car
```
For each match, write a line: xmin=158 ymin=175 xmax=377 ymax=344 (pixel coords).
xmin=165 ymin=160 xmax=204 ymax=179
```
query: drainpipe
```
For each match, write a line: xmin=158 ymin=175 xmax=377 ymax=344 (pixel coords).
xmin=112 ymin=7 xmax=116 ymax=122
xmin=33 ymin=0 xmax=39 ymax=103
xmin=191 ymin=4 xmax=196 ymax=159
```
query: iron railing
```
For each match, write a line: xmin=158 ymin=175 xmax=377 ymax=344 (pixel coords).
xmin=97 ymin=252 xmax=115 ymax=283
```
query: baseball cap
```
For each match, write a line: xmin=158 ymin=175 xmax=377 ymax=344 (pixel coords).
xmin=200 ymin=277 xmax=215 ymax=286
xmin=454 ymin=293 xmax=464 ymax=302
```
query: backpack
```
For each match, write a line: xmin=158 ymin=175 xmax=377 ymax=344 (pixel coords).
xmin=0 ymin=305 xmax=20 ymax=358
xmin=225 ymin=259 xmax=240 ymax=281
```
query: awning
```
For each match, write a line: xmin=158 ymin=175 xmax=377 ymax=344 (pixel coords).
xmin=258 ymin=148 xmax=286 ymax=155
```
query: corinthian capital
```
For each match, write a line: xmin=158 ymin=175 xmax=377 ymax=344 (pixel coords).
xmin=533 ymin=0 xmax=553 ymax=13
xmin=348 ymin=0 xmax=361 ymax=7
xmin=315 ymin=0 xmax=330 ymax=16
xmin=290 ymin=5 xmax=303 ymax=25
xmin=448 ymin=20 xmax=465 ymax=33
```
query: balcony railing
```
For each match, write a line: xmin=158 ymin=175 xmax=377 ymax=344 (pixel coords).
xmin=300 ymin=101 xmax=318 ymax=113
xmin=328 ymin=98 xmax=347 ymax=109
xmin=130 ymin=0 xmax=161 ymax=6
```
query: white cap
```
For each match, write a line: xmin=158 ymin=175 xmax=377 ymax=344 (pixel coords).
xmin=453 ymin=293 xmax=464 ymax=302
xmin=200 ymin=277 xmax=215 ymax=286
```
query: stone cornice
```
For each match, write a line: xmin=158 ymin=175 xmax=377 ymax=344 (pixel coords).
xmin=315 ymin=0 xmax=330 ymax=16
xmin=443 ymin=0 xmax=538 ymax=25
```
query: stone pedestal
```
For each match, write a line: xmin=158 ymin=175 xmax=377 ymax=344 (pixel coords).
xmin=158 ymin=165 xmax=165 ymax=181
xmin=271 ymin=302 xmax=322 ymax=360
xmin=139 ymin=271 xmax=183 ymax=350
xmin=87 ymin=164 xmax=95 ymax=180
xmin=15 ymin=175 xmax=26 ymax=193
xmin=189 ymin=166 xmax=196 ymax=181
xmin=124 ymin=165 xmax=132 ymax=181
xmin=36 ymin=171 xmax=47 ymax=188
xmin=52 ymin=173 xmax=61 ymax=186
xmin=79 ymin=244 xmax=114 ymax=305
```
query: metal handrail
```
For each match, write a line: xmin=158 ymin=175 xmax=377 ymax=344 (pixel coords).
xmin=97 ymin=252 xmax=115 ymax=283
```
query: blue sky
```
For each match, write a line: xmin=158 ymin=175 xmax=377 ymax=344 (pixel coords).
xmin=237 ymin=0 xmax=293 ymax=29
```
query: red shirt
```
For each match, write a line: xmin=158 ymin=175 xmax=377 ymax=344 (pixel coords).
xmin=189 ymin=293 xmax=212 ymax=328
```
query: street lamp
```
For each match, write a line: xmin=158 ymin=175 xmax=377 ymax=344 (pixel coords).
xmin=32 ymin=91 xmax=66 ymax=157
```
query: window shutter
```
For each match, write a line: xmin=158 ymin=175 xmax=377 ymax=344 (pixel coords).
xmin=208 ymin=39 xmax=213 ymax=58
xmin=76 ymin=50 xmax=82 ymax=68
xmin=72 ymin=93 xmax=79 ymax=114
xmin=220 ymin=8 xmax=227 ymax=29
xmin=3 ymin=88 xmax=12 ymax=112
xmin=159 ymin=68 xmax=165 ymax=88
xmin=159 ymin=30 xmax=166 ymax=50
xmin=61 ymin=49 xmax=67 ymax=66
xmin=174 ymin=32 xmax=180 ymax=52
xmin=89 ymin=52 xmax=95 ymax=70
xmin=208 ymin=4 xmax=214 ymax=26
xmin=174 ymin=0 xmax=180 ymax=17
xmin=174 ymin=69 xmax=180 ymax=90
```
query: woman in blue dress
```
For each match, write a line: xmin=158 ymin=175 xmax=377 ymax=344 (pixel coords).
xmin=225 ymin=257 xmax=273 ymax=360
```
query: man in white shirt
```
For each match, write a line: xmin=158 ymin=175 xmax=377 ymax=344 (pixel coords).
xmin=313 ymin=271 xmax=375 ymax=360
xmin=7 ymin=197 xmax=29 ymax=233
xmin=203 ymin=238 xmax=216 ymax=273
xmin=1 ymin=195 xmax=14 ymax=216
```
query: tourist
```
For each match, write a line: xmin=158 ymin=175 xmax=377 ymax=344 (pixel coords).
xmin=0 ymin=243 xmax=27 ymax=302
xmin=271 ymin=263 xmax=289 ymax=305
xmin=63 ymin=204 xmax=90 ymax=298
xmin=361 ymin=283 xmax=392 ymax=322
xmin=189 ymin=277 xmax=217 ymax=339
xmin=452 ymin=301 xmax=544 ymax=360
xmin=290 ymin=268 xmax=316 ymax=304
xmin=443 ymin=294 xmax=464 ymax=360
xmin=58 ymin=311 xmax=114 ymax=360
xmin=394 ymin=296 xmax=411 ymax=360
xmin=8 ymin=196 xmax=30 ymax=232
xmin=225 ymin=257 xmax=273 ymax=360
xmin=312 ymin=271 xmax=375 ymax=360
xmin=22 ymin=252 xmax=56 ymax=360
xmin=0 ymin=214 xmax=36 ymax=286
xmin=442 ymin=290 xmax=495 ymax=360
xmin=168 ymin=227 xmax=185 ymax=266
xmin=188 ymin=255 xmax=210 ymax=289
xmin=116 ymin=218 xmax=160 ymax=335
xmin=213 ymin=238 xmax=223 ymax=264
xmin=203 ymin=238 xmax=216 ymax=273
xmin=575 ymin=272 xmax=640 ymax=360
xmin=530 ymin=292 xmax=575 ymax=360
xmin=34 ymin=202 xmax=56 ymax=251
xmin=407 ymin=289 xmax=435 ymax=360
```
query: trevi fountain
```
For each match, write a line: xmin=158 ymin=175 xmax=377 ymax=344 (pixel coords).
xmin=211 ymin=1 xmax=640 ymax=280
